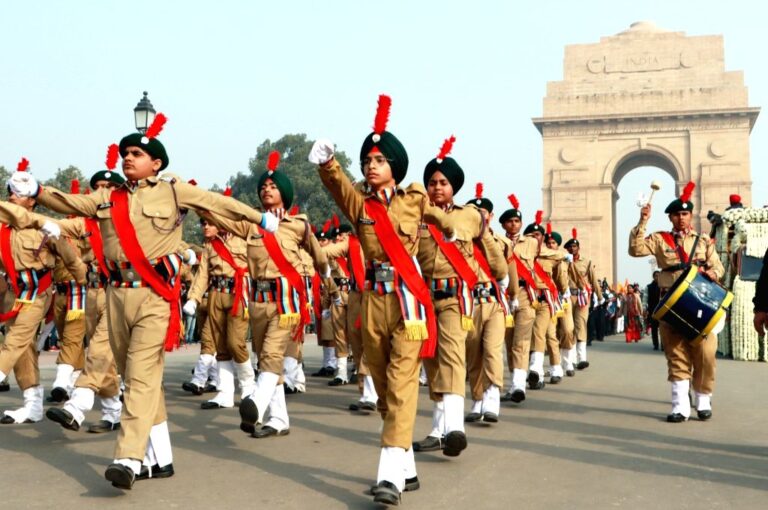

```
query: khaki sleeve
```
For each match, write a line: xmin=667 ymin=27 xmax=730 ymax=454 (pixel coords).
xmin=422 ymin=199 xmax=456 ymax=238
xmin=507 ymin=250 xmax=519 ymax=300
xmin=56 ymin=218 xmax=87 ymax=240
xmin=555 ymin=262 xmax=569 ymax=293
xmin=0 ymin=202 xmax=50 ymax=229
xmin=199 ymin=211 xmax=251 ymax=240
xmin=317 ymin=159 xmax=364 ymax=227
xmin=477 ymin=224 xmax=507 ymax=281
xmin=587 ymin=262 xmax=603 ymax=301
xmin=704 ymin=237 xmax=725 ymax=279
xmin=322 ymin=237 xmax=350 ymax=259
xmin=301 ymin=223 xmax=339 ymax=298
xmin=37 ymin=186 xmax=104 ymax=217
xmin=628 ymin=220 xmax=656 ymax=257
xmin=538 ymin=245 xmax=565 ymax=261
xmin=51 ymin=238 xmax=87 ymax=285
xmin=187 ymin=249 xmax=209 ymax=303
xmin=175 ymin=181 xmax=263 ymax=225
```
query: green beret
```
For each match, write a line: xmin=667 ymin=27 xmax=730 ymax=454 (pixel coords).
xmin=119 ymin=133 xmax=169 ymax=171
xmin=89 ymin=170 xmax=125 ymax=190
xmin=337 ymin=224 xmax=353 ymax=234
xmin=359 ymin=131 xmax=409 ymax=184
xmin=423 ymin=156 xmax=464 ymax=194
xmin=664 ymin=199 xmax=694 ymax=214
xmin=523 ymin=223 xmax=545 ymax=236
xmin=545 ymin=231 xmax=563 ymax=246
xmin=499 ymin=208 xmax=522 ymax=224
xmin=256 ymin=170 xmax=294 ymax=209
xmin=466 ymin=197 xmax=493 ymax=213
xmin=564 ymin=238 xmax=579 ymax=249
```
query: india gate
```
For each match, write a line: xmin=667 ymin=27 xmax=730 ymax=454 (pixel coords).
xmin=534 ymin=21 xmax=759 ymax=282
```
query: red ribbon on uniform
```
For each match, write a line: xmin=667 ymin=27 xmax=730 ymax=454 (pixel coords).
xmin=427 ymin=225 xmax=479 ymax=288
xmin=210 ymin=237 xmax=248 ymax=317
xmin=84 ymin=217 xmax=109 ymax=279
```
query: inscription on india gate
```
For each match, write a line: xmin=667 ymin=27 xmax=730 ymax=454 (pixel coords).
xmin=533 ymin=21 xmax=759 ymax=282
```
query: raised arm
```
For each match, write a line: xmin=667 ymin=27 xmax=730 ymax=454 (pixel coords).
xmin=301 ymin=222 xmax=339 ymax=298
xmin=175 ymin=181 xmax=265 ymax=226
xmin=475 ymin=213 xmax=507 ymax=281
xmin=629 ymin=204 xmax=655 ymax=257
xmin=316 ymin=158 xmax=365 ymax=226
xmin=0 ymin=202 xmax=50 ymax=229
xmin=56 ymin=217 xmax=87 ymax=240
xmin=37 ymin=186 xmax=105 ymax=217
xmin=199 ymin=211 xmax=252 ymax=240
xmin=322 ymin=237 xmax=350 ymax=259
xmin=587 ymin=262 xmax=603 ymax=301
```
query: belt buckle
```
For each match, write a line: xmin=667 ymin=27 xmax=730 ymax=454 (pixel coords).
xmin=374 ymin=267 xmax=394 ymax=282
xmin=256 ymin=280 xmax=272 ymax=292
xmin=478 ymin=288 xmax=491 ymax=298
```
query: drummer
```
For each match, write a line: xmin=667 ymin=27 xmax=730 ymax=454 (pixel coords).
xmin=628 ymin=182 xmax=724 ymax=423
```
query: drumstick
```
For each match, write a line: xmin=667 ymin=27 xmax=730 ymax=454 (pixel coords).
xmin=647 ymin=180 xmax=662 ymax=205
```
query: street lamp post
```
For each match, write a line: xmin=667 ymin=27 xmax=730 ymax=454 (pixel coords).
xmin=133 ymin=91 xmax=156 ymax=134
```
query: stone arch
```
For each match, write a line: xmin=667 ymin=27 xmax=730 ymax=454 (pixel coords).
xmin=603 ymin=145 xmax=682 ymax=187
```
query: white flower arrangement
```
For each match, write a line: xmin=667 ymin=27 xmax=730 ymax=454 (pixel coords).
xmin=728 ymin=277 xmax=765 ymax=361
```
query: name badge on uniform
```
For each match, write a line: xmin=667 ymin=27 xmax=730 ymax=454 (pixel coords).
xmin=97 ymin=202 xmax=113 ymax=210
xmin=358 ymin=218 xmax=375 ymax=225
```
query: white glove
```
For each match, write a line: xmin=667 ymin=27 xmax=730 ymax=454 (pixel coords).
xmin=510 ymin=298 xmax=520 ymax=312
xmin=565 ymin=253 xmax=574 ymax=263
xmin=562 ymin=289 xmax=571 ymax=300
xmin=332 ymin=295 xmax=343 ymax=307
xmin=182 ymin=300 xmax=197 ymax=316
xmin=7 ymin=171 xmax=40 ymax=198
xmin=184 ymin=248 xmax=197 ymax=266
xmin=496 ymin=275 xmax=509 ymax=293
xmin=40 ymin=220 xmax=61 ymax=240
xmin=599 ymin=297 xmax=606 ymax=306
xmin=260 ymin=211 xmax=280 ymax=233
xmin=322 ymin=265 xmax=332 ymax=278
xmin=308 ymin=139 xmax=335 ymax=165
xmin=321 ymin=309 xmax=331 ymax=320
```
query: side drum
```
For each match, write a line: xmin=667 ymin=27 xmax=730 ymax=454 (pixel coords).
xmin=652 ymin=267 xmax=733 ymax=341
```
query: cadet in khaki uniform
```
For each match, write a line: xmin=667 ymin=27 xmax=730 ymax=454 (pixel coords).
xmin=46 ymin=167 xmax=126 ymax=433
xmin=465 ymin=186 xmax=518 ymax=418
xmin=183 ymin=214 xmax=254 ymax=410
xmin=207 ymin=151 xmax=335 ymax=439
xmin=310 ymin=95 xmax=456 ymax=505
xmin=0 ymin=160 xmax=86 ymax=425
xmin=629 ymin=182 xmax=723 ymax=422
xmin=564 ymin=229 xmax=604 ymax=370
xmin=312 ymin=224 xmax=338 ymax=377
xmin=548 ymin=230 xmax=577 ymax=377
xmin=32 ymin=116 xmax=275 ymax=489
xmin=323 ymin=229 xmax=379 ymax=412
xmin=412 ymin=139 xmax=507 ymax=454
xmin=326 ymin=217 xmax=352 ymax=386
xmin=543 ymin=227 xmax=571 ymax=384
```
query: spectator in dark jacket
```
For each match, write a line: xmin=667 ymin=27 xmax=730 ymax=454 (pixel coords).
xmin=754 ymin=248 xmax=768 ymax=335
xmin=647 ymin=271 xmax=661 ymax=350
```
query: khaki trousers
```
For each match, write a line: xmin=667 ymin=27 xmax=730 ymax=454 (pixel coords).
xmin=504 ymin=327 xmax=515 ymax=372
xmin=284 ymin=337 xmax=303 ymax=361
xmin=197 ymin=296 xmax=215 ymax=356
xmin=53 ymin=291 xmax=86 ymax=369
xmin=423 ymin=297 xmax=467 ymax=400
xmin=571 ymin=297 xmax=589 ymax=343
xmin=206 ymin=290 xmax=249 ymax=363
xmin=545 ymin=320 xmax=561 ymax=366
xmin=106 ymin=287 xmax=168 ymax=460
xmin=75 ymin=288 xmax=119 ymax=397
xmin=660 ymin=322 xmax=716 ymax=394
xmin=466 ymin=301 xmax=505 ymax=401
xmin=346 ymin=290 xmax=368 ymax=392
xmin=0 ymin=288 xmax=52 ymax=390
xmin=249 ymin=301 xmax=297 ymax=377
xmin=558 ymin=302 xmax=575 ymax=350
xmin=531 ymin=301 xmax=552 ymax=354
xmin=511 ymin=291 xmax=536 ymax=371
xmin=332 ymin=289 xmax=350 ymax=358
xmin=362 ymin=292 xmax=422 ymax=449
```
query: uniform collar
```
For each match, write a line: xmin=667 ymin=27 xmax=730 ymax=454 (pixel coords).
xmin=266 ymin=208 xmax=287 ymax=221
xmin=124 ymin=175 xmax=159 ymax=193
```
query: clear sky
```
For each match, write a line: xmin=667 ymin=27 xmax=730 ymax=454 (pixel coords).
xmin=1 ymin=0 xmax=764 ymax=285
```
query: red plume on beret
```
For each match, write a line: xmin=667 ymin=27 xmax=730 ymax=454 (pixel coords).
xmin=680 ymin=181 xmax=695 ymax=202
xmin=572 ymin=228 xmax=578 ymax=240
xmin=70 ymin=180 xmax=80 ymax=194
xmin=436 ymin=135 xmax=456 ymax=163
xmin=105 ymin=144 xmax=119 ymax=171
xmin=535 ymin=210 xmax=543 ymax=225
xmin=288 ymin=205 xmax=299 ymax=216
xmin=546 ymin=222 xmax=552 ymax=235
xmin=144 ymin=113 xmax=167 ymax=140
xmin=310 ymin=224 xmax=317 ymax=234
xmin=373 ymin=94 xmax=392 ymax=136
xmin=187 ymin=179 xmax=198 ymax=186
xmin=475 ymin=183 xmax=484 ymax=199
xmin=507 ymin=194 xmax=519 ymax=209
xmin=223 ymin=186 xmax=232 ymax=197
xmin=322 ymin=220 xmax=331 ymax=234
xmin=267 ymin=150 xmax=280 ymax=174
xmin=332 ymin=213 xmax=340 ymax=229
xmin=17 ymin=158 xmax=29 ymax=172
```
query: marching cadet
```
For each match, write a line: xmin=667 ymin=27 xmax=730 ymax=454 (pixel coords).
xmin=327 ymin=215 xmax=352 ymax=387
xmin=183 ymin=201 xmax=255 ymax=410
xmin=543 ymin=225 xmax=571 ymax=383
xmin=29 ymin=115 xmax=277 ymax=489
xmin=564 ymin=228 xmax=604 ymax=370
xmin=629 ymin=182 xmax=723 ymax=422
xmin=412 ymin=138 xmax=507 ymax=454
xmin=0 ymin=158 xmax=85 ymax=425
xmin=310 ymin=95 xmax=455 ymax=505
xmin=205 ymin=151 xmax=336 ymax=439
xmin=46 ymin=160 xmax=126 ymax=433
xmin=311 ymin=222 xmax=338 ymax=377
xmin=47 ymin=180 xmax=88 ymax=404
xmin=465 ymin=184 xmax=517 ymax=422
xmin=497 ymin=195 xmax=523 ymax=400
xmin=322 ymin=222 xmax=379 ymax=412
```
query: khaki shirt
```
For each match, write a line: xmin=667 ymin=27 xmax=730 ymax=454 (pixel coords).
xmin=36 ymin=175 xmax=264 ymax=263
xmin=490 ymin=230 xmax=519 ymax=299
xmin=417 ymin=204 xmax=507 ymax=283
xmin=513 ymin=235 xmax=564 ymax=291
xmin=568 ymin=255 xmax=603 ymax=300
xmin=629 ymin=220 xmax=724 ymax=290
xmin=317 ymin=160 xmax=455 ymax=263
xmin=188 ymin=234 xmax=248 ymax=303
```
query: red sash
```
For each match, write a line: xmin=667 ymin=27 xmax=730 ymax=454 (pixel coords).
xmin=311 ymin=272 xmax=322 ymax=332
xmin=335 ymin=257 xmax=350 ymax=278
xmin=511 ymin=253 xmax=537 ymax=290
xmin=533 ymin=261 xmax=560 ymax=298
xmin=0 ymin=224 xmax=53 ymax=322
xmin=364 ymin=199 xmax=437 ymax=358
xmin=84 ymin=217 xmax=109 ymax=279
xmin=110 ymin=189 xmax=182 ymax=351
xmin=427 ymin=225 xmax=479 ymax=288
xmin=348 ymin=235 xmax=365 ymax=290
xmin=258 ymin=227 xmax=310 ymax=340
xmin=660 ymin=232 xmax=689 ymax=263
xmin=210 ymin=237 xmax=248 ymax=317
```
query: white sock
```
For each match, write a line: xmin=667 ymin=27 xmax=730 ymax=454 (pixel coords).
xmin=482 ymin=385 xmax=500 ymax=415
xmin=376 ymin=447 xmax=406 ymax=492
xmin=191 ymin=354 xmax=213 ymax=387
xmin=561 ymin=348 xmax=574 ymax=371
xmin=264 ymin=384 xmax=289 ymax=431
xmin=98 ymin=395 xmax=122 ymax=423
xmin=252 ymin=371 xmax=280 ymax=423
xmin=63 ymin=387 xmax=95 ymax=425
xmin=419 ymin=365 xmax=428 ymax=385
xmin=403 ymin=448 xmax=417 ymax=479
xmin=115 ymin=458 xmax=141 ymax=475
xmin=428 ymin=400 xmax=445 ymax=438
xmin=470 ymin=400 xmax=482 ymax=414
xmin=148 ymin=421 xmax=173 ymax=467
xmin=695 ymin=392 xmax=712 ymax=411
xmin=529 ymin=351 xmax=544 ymax=375
xmin=294 ymin=361 xmax=306 ymax=393
xmin=362 ymin=375 xmax=378 ymax=404
xmin=442 ymin=394 xmax=465 ymax=434
xmin=234 ymin=360 xmax=256 ymax=400
xmin=576 ymin=342 xmax=587 ymax=363
xmin=322 ymin=347 xmax=335 ymax=368
xmin=52 ymin=364 xmax=74 ymax=390
xmin=283 ymin=357 xmax=298 ymax=390
xmin=336 ymin=357 xmax=348 ymax=382
xmin=68 ymin=370 xmax=81 ymax=393
xmin=512 ymin=368 xmax=527 ymax=392
xmin=3 ymin=386 xmax=44 ymax=423
xmin=207 ymin=360 xmax=235 ymax=407
xmin=671 ymin=380 xmax=691 ymax=417
xmin=550 ymin=364 xmax=564 ymax=377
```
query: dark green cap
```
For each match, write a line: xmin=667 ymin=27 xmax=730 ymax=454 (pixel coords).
xmin=360 ymin=131 xmax=409 ymax=184
xmin=423 ymin=156 xmax=464 ymax=194
xmin=89 ymin=170 xmax=125 ymax=190
xmin=119 ymin=133 xmax=169 ymax=171
xmin=256 ymin=170 xmax=294 ymax=209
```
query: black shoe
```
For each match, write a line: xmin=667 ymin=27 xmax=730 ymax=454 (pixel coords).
xmin=666 ymin=413 xmax=689 ymax=423
xmin=46 ymin=407 xmax=80 ymax=431
xmin=328 ymin=377 xmax=348 ymax=386
xmin=576 ymin=361 xmax=590 ymax=370
xmin=483 ymin=412 xmax=499 ymax=423
xmin=443 ymin=430 xmax=467 ymax=457
xmin=311 ymin=366 xmax=334 ymax=377
xmin=88 ymin=420 xmax=121 ymax=433
xmin=412 ymin=435 xmax=443 ymax=452
xmin=238 ymin=396 xmax=259 ymax=434
xmin=136 ymin=463 xmax=175 ymax=480
xmin=349 ymin=374 xmax=358 ymax=384
xmin=501 ymin=392 xmax=514 ymax=402
xmin=509 ymin=390 xmax=526 ymax=403
xmin=371 ymin=476 xmax=420 ymax=495
xmin=697 ymin=409 xmax=713 ymax=421
xmin=203 ymin=384 xmax=218 ymax=393
xmin=0 ymin=381 xmax=9 ymax=392
xmin=200 ymin=401 xmax=229 ymax=410
xmin=529 ymin=380 xmax=545 ymax=390
xmin=181 ymin=382 xmax=204 ymax=396
xmin=372 ymin=481 xmax=401 ymax=506
xmin=47 ymin=387 xmax=69 ymax=403
xmin=252 ymin=425 xmax=289 ymax=438
xmin=349 ymin=401 xmax=376 ymax=412
xmin=284 ymin=384 xmax=299 ymax=395
xmin=464 ymin=412 xmax=482 ymax=423
xmin=527 ymin=371 xmax=540 ymax=388
xmin=105 ymin=463 xmax=135 ymax=490
xmin=566 ymin=370 xmax=575 ymax=377
xmin=550 ymin=376 xmax=562 ymax=385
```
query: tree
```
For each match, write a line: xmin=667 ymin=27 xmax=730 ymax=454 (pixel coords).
xmin=37 ymin=166 xmax=88 ymax=219
xmin=0 ymin=166 xmax=9 ymax=201
xmin=228 ymin=134 xmax=354 ymax=229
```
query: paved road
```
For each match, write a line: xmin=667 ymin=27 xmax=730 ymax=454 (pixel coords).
xmin=1 ymin=335 xmax=767 ymax=509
